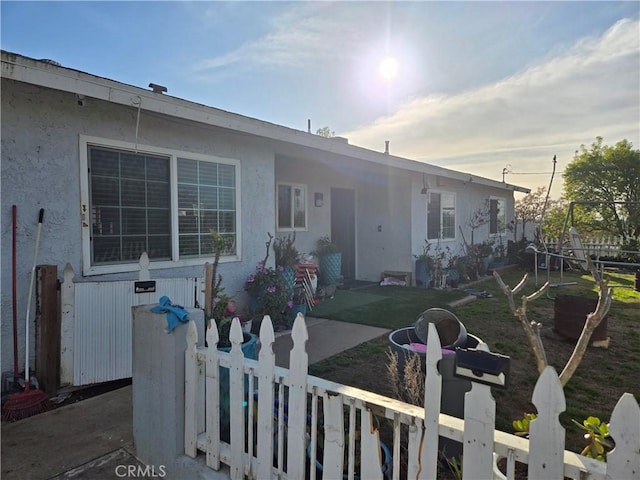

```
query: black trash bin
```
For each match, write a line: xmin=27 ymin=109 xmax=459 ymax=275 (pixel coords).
xmin=388 ymin=326 xmax=484 ymax=462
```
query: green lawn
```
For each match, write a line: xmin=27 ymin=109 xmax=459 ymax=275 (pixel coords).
xmin=310 ymin=283 xmax=467 ymax=329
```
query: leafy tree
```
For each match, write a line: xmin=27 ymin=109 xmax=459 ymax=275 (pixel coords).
xmin=514 ymin=187 xmax=552 ymax=240
xmin=316 ymin=126 xmax=335 ymax=138
xmin=541 ymin=198 xmax=599 ymax=239
xmin=563 ymin=137 xmax=640 ymax=240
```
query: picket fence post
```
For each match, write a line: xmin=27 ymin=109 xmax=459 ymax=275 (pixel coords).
xmin=417 ymin=323 xmax=443 ymax=479
xmin=286 ymin=313 xmax=310 ymax=479
xmin=323 ymin=392 xmax=345 ymax=479
xmin=529 ymin=366 xmax=565 ymax=479
xmin=607 ymin=393 xmax=640 ymax=478
xmin=228 ymin=319 xmax=246 ymax=480
xmin=205 ymin=322 xmax=221 ymax=469
xmin=462 ymin=381 xmax=495 ymax=479
xmin=256 ymin=315 xmax=276 ymax=479
xmin=360 ymin=404 xmax=384 ymax=480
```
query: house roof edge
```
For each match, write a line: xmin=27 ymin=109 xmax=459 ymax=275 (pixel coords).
xmin=1 ymin=50 xmax=530 ymax=194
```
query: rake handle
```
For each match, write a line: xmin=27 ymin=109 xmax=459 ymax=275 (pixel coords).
xmin=24 ymin=208 xmax=44 ymax=391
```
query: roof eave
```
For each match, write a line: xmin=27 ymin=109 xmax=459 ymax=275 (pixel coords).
xmin=2 ymin=51 xmax=530 ymax=195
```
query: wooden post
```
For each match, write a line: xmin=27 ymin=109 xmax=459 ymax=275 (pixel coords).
xmin=36 ymin=265 xmax=59 ymax=394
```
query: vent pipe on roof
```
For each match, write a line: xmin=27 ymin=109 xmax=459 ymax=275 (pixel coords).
xmin=148 ymin=83 xmax=167 ymax=94
xmin=384 ymin=140 xmax=390 ymax=155
xmin=308 ymin=119 xmax=311 ymax=133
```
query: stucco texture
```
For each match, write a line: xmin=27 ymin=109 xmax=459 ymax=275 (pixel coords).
xmin=1 ymin=79 xmax=274 ymax=374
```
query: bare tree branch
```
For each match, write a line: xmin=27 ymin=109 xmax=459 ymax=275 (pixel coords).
xmin=493 ymin=271 xmax=548 ymax=374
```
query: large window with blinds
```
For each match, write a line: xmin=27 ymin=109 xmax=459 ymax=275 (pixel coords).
xmin=177 ymin=158 xmax=236 ymax=257
xmin=81 ymin=137 xmax=240 ymax=274
xmin=427 ymin=192 xmax=456 ymax=240
xmin=89 ymin=147 xmax=172 ymax=264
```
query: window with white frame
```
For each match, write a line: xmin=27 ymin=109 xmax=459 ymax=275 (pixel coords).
xmin=82 ymin=137 xmax=239 ymax=273
xmin=427 ymin=192 xmax=456 ymax=240
xmin=277 ymin=183 xmax=307 ymax=231
xmin=489 ymin=197 xmax=506 ymax=234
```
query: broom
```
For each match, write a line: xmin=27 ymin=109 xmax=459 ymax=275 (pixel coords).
xmin=2 ymin=208 xmax=51 ymax=421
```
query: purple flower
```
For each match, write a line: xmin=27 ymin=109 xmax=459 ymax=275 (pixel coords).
xmin=246 ymin=274 xmax=255 ymax=283
xmin=267 ymin=286 xmax=276 ymax=294
xmin=287 ymin=300 xmax=294 ymax=309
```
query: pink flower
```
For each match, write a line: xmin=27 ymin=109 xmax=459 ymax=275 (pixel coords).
xmin=267 ymin=286 xmax=276 ymax=293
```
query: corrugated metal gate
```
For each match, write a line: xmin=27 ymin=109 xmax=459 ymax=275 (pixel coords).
xmin=61 ymin=259 xmax=204 ymax=386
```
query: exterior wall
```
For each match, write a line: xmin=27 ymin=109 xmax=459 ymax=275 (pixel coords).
xmin=0 ymin=79 xmax=275 ymax=374
xmin=410 ymin=175 xmax=515 ymax=268
xmin=275 ymin=156 xmax=413 ymax=282
xmin=276 ymin=154 xmax=515 ymax=284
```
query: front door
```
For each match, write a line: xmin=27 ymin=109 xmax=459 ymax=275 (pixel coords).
xmin=330 ymin=188 xmax=356 ymax=281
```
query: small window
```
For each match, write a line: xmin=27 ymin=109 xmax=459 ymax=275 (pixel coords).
xmin=490 ymin=198 xmax=506 ymax=234
xmin=277 ymin=183 xmax=307 ymax=231
xmin=427 ymin=192 xmax=456 ymax=240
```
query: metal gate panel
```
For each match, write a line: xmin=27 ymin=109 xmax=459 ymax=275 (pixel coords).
xmin=73 ymin=277 xmax=202 ymax=385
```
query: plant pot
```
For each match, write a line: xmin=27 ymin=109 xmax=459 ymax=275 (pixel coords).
xmin=388 ymin=326 xmax=483 ymax=461
xmin=289 ymin=304 xmax=307 ymax=323
xmin=319 ymin=252 xmax=342 ymax=286
xmin=415 ymin=259 xmax=432 ymax=288
xmin=554 ymin=295 xmax=608 ymax=345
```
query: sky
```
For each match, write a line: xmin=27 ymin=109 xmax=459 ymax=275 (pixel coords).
xmin=2 ymin=1 xmax=639 ymax=199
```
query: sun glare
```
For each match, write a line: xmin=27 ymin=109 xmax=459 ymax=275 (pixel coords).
xmin=378 ymin=56 xmax=399 ymax=82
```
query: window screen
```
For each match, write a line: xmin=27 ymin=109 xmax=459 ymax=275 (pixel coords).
xmin=89 ymin=146 xmax=171 ymax=264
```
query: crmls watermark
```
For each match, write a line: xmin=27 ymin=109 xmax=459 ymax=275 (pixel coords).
xmin=115 ymin=464 xmax=167 ymax=478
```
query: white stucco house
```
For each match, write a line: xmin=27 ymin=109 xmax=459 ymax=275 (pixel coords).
xmin=1 ymin=51 xmax=529 ymax=385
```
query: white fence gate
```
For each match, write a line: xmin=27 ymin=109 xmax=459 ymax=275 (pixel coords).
xmin=185 ymin=315 xmax=640 ymax=480
xmin=61 ymin=254 xmax=203 ymax=385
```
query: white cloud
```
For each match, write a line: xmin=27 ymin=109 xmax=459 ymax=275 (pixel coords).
xmin=344 ymin=18 xmax=640 ymax=198
xmin=194 ymin=3 xmax=364 ymax=73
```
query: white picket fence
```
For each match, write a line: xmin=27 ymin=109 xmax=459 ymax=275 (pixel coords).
xmin=184 ymin=315 xmax=640 ymax=480
xmin=544 ymin=236 xmax=625 ymax=257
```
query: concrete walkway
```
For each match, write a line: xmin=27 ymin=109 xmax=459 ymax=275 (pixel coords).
xmin=1 ymin=317 xmax=390 ymax=480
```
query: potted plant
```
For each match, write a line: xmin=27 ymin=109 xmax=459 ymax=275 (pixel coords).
xmin=414 ymin=240 xmax=434 ymax=288
xmin=273 ymin=233 xmax=300 ymax=295
xmin=470 ymin=239 xmax=494 ymax=275
xmin=244 ymin=261 xmax=291 ymax=327
xmin=315 ymin=235 xmax=342 ymax=286
xmin=445 ymin=248 xmax=461 ymax=287
xmin=273 ymin=233 xmax=300 ymax=269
